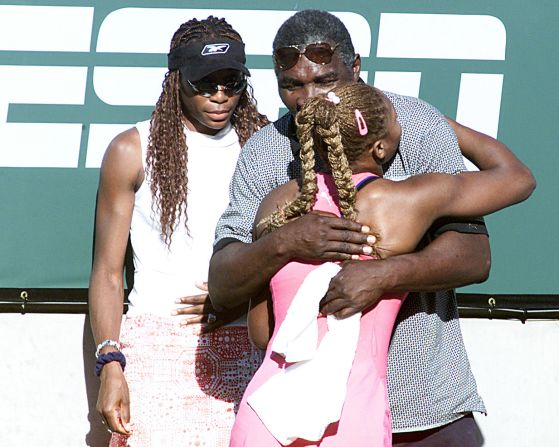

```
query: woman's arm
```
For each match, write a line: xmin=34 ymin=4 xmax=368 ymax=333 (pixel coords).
xmin=418 ymin=120 xmax=536 ymax=220
xmin=363 ymin=119 xmax=536 ymax=255
xmin=321 ymin=122 xmax=536 ymax=318
xmin=88 ymin=128 xmax=143 ymax=435
xmin=243 ymin=181 xmax=299 ymax=347
xmin=322 ymin=118 xmax=536 ymax=318
xmin=247 ymin=288 xmax=274 ymax=350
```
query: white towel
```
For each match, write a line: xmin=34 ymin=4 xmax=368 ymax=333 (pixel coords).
xmin=247 ymin=262 xmax=361 ymax=445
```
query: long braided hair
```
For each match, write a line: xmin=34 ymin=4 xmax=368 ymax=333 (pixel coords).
xmin=146 ymin=16 xmax=269 ymax=245
xmin=265 ymin=82 xmax=389 ymax=230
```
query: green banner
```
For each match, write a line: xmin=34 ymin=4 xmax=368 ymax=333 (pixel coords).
xmin=1 ymin=0 xmax=557 ymax=294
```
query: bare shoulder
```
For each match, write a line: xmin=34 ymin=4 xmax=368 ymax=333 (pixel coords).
xmin=256 ymin=180 xmax=299 ymax=220
xmin=102 ymin=127 xmax=141 ymax=168
xmin=355 ymin=173 xmax=459 ymax=257
xmin=253 ymin=180 xmax=299 ymax=238
xmin=356 ymin=177 xmax=401 ymax=209
xmin=357 ymin=174 xmax=452 ymax=210
xmin=100 ymin=127 xmax=143 ymax=188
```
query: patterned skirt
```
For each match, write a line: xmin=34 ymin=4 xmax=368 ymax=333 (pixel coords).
xmin=109 ymin=314 xmax=263 ymax=447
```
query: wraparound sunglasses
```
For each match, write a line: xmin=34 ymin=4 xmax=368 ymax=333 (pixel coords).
xmin=185 ymin=77 xmax=247 ymax=97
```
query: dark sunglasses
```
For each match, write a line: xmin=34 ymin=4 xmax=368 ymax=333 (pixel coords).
xmin=273 ymin=42 xmax=339 ymax=71
xmin=185 ymin=77 xmax=247 ymax=97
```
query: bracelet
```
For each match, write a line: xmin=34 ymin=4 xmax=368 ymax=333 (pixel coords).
xmin=95 ymin=339 xmax=121 ymax=358
xmin=95 ymin=351 xmax=126 ymax=377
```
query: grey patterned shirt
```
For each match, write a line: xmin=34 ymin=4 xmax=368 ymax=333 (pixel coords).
xmin=214 ymin=91 xmax=486 ymax=432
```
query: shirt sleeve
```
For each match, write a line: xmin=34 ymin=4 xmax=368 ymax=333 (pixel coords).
xmin=388 ymin=95 xmax=465 ymax=177
xmin=417 ymin=117 xmax=465 ymax=174
xmin=213 ymin=136 xmax=273 ymax=250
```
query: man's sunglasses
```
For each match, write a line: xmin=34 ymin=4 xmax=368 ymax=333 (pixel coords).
xmin=273 ymin=42 xmax=339 ymax=71
xmin=185 ymin=77 xmax=247 ymax=97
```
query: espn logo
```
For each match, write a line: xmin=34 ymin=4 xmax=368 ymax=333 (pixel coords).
xmin=0 ymin=6 xmax=506 ymax=168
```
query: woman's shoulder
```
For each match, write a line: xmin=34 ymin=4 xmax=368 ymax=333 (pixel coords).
xmin=355 ymin=176 xmax=427 ymax=226
xmin=258 ymin=180 xmax=299 ymax=215
xmin=105 ymin=127 xmax=141 ymax=159
xmin=253 ymin=180 xmax=299 ymax=237
xmin=357 ymin=177 xmax=399 ymax=201
xmin=100 ymin=127 xmax=143 ymax=187
xmin=358 ymin=174 xmax=444 ymax=198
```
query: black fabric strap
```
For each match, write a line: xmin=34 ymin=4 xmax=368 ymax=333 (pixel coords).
xmin=213 ymin=237 xmax=242 ymax=254
xmin=355 ymin=175 xmax=380 ymax=191
xmin=431 ymin=216 xmax=488 ymax=237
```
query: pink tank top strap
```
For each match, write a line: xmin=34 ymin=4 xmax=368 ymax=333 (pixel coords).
xmin=312 ymin=172 xmax=380 ymax=215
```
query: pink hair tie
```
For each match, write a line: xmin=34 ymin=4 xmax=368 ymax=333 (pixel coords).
xmin=354 ymin=109 xmax=368 ymax=136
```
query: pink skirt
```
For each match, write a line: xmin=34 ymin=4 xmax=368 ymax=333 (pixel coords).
xmin=109 ymin=314 xmax=263 ymax=447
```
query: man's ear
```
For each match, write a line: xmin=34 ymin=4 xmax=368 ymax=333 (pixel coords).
xmin=352 ymin=54 xmax=361 ymax=81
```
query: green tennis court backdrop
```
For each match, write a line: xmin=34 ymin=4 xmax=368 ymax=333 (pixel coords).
xmin=0 ymin=0 xmax=557 ymax=294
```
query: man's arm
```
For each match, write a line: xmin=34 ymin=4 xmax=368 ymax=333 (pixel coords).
xmin=320 ymin=231 xmax=489 ymax=318
xmin=209 ymin=206 xmax=373 ymax=310
xmin=209 ymin=129 xmax=374 ymax=310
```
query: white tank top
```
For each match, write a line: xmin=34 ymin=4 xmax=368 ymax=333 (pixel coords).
xmin=127 ymin=119 xmax=241 ymax=318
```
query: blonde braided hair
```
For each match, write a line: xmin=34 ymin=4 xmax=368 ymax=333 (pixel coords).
xmin=264 ymin=82 xmax=389 ymax=231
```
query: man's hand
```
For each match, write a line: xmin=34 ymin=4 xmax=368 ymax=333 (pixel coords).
xmin=209 ymin=212 xmax=376 ymax=310
xmin=97 ymin=362 xmax=132 ymax=435
xmin=273 ymin=211 xmax=376 ymax=262
xmin=173 ymin=282 xmax=247 ymax=332
xmin=319 ymin=259 xmax=392 ymax=319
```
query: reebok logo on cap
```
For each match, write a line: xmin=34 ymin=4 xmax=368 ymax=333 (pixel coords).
xmin=201 ymin=43 xmax=230 ymax=55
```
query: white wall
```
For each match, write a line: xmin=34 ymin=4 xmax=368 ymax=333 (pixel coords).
xmin=461 ymin=319 xmax=559 ymax=446
xmin=0 ymin=314 xmax=110 ymax=447
xmin=0 ymin=314 xmax=557 ymax=446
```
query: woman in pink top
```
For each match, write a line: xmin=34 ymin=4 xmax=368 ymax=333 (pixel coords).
xmin=230 ymin=82 xmax=534 ymax=446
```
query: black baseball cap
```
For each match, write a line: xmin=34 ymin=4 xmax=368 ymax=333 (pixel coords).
xmin=167 ymin=39 xmax=250 ymax=81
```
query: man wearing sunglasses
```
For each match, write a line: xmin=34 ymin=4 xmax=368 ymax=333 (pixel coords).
xmin=209 ymin=9 xmax=534 ymax=447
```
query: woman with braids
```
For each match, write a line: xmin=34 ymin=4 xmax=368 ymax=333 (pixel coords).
xmin=88 ymin=16 xmax=268 ymax=446
xmin=230 ymin=82 xmax=532 ymax=447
